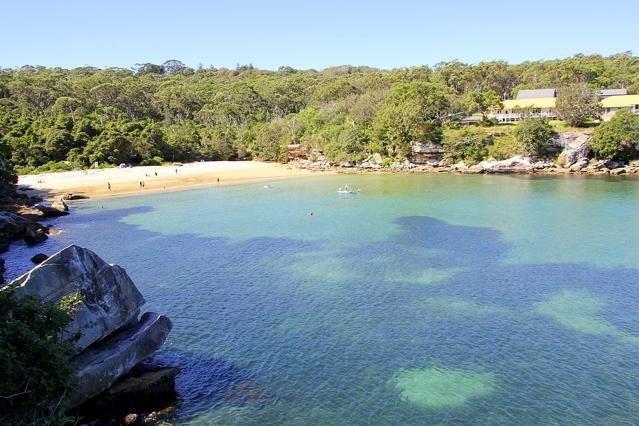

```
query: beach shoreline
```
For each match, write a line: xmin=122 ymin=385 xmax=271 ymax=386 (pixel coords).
xmin=17 ymin=161 xmax=332 ymax=201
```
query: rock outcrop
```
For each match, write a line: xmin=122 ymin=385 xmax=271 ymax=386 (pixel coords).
xmin=480 ymin=156 xmax=533 ymax=173
xmin=0 ymin=211 xmax=49 ymax=250
xmin=63 ymin=193 xmax=90 ymax=201
xmin=11 ymin=245 xmax=146 ymax=353
xmin=33 ymin=202 xmax=70 ymax=217
xmin=7 ymin=245 xmax=173 ymax=410
xmin=556 ymin=132 xmax=592 ymax=167
xmin=68 ymin=312 xmax=172 ymax=408
xmin=51 ymin=198 xmax=69 ymax=212
xmin=75 ymin=363 xmax=179 ymax=419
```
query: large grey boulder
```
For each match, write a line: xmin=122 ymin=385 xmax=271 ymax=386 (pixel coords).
xmin=588 ymin=159 xmax=623 ymax=170
xmin=33 ymin=202 xmax=70 ymax=217
xmin=68 ymin=312 xmax=173 ymax=409
xmin=0 ymin=211 xmax=49 ymax=250
xmin=10 ymin=245 xmax=145 ymax=353
xmin=0 ymin=211 xmax=30 ymax=242
xmin=51 ymin=198 xmax=69 ymax=212
xmin=482 ymin=156 xmax=532 ymax=173
xmin=569 ymin=158 xmax=590 ymax=171
xmin=557 ymin=132 xmax=591 ymax=167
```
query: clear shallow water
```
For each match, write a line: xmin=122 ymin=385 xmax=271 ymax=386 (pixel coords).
xmin=6 ymin=174 xmax=639 ymax=425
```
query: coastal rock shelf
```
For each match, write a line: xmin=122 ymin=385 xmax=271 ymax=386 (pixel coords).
xmin=297 ymin=131 xmax=639 ymax=176
xmin=7 ymin=245 xmax=173 ymax=410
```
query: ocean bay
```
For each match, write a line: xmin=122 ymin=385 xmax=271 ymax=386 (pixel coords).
xmin=6 ymin=174 xmax=639 ymax=424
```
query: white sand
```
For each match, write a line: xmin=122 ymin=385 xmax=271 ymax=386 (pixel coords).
xmin=18 ymin=161 xmax=327 ymax=200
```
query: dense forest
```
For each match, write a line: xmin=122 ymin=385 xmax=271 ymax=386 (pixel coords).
xmin=1 ymin=53 xmax=639 ymax=173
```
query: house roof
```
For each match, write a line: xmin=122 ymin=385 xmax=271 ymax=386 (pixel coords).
xmin=601 ymin=95 xmax=639 ymax=108
xmin=502 ymin=98 xmax=557 ymax=110
xmin=599 ymin=88 xmax=628 ymax=97
xmin=516 ymin=88 xmax=556 ymax=100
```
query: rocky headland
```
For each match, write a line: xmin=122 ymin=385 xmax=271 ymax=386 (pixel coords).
xmin=293 ymin=131 xmax=639 ymax=177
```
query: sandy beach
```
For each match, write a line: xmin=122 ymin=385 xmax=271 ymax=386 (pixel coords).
xmin=17 ymin=161 xmax=327 ymax=200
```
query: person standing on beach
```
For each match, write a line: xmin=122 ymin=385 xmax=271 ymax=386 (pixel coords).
xmin=107 ymin=182 xmax=111 ymax=191
xmin=217 ymin=177 xmax=220 ymax=184
xmin=175 ymin=169 xmax=178 ymax=175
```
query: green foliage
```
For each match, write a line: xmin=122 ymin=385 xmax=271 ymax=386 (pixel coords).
xmin=140 ymin=156 xmax=164 ymax=166
xmin=0 ymin=54 xmax=638 ymax=168
xmin=0 ymin=290 xmax=75 ymax=425
xmin=487 ymin=134 xmax=521 ymax=160
xmin=458 ymin=90 xmax=503 ymax=118
xmin=253 ymin=120 xmax=291 ymax=162
xmin=16 ymin=161 xmax=78 ymax=175
xmin=371 ymin=81 xmax=448 ymax=159
xmin=0 ymin=141 xmax=17 ymax=191
xmin=442 ymin=128 xmax=491 ymax=164
xmin=556 ymin=84 xmax=601 ymax=127
xmin=514 ymin=118 xmax=555 ymax=157
xmin=59 ymin=292 xmax=83 ymax=314
xmin=590 ymin=110 xmax=639 ymax=160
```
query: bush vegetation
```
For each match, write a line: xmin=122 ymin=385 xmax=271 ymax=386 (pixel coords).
xmin=0 ymin=290 xmax=75 ymax=425
xmin=591 ymin=110 xmax=639 ymax=161
xmin=0 ymin=54 xmax=638 ymax=172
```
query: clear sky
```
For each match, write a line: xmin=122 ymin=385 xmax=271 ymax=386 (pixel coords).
xmin=2 ymin=0 xmax=638 ymax=70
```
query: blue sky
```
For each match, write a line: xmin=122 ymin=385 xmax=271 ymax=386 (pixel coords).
xmin=2 ymin=0 xmax=638 ymax=70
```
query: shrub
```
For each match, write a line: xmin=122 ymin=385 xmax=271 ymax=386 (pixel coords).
xmin=590 ymin=110 xmax=639 ymax=160
xmin=442 ymin=128 xmax=491 ymax=164
xmin=140 ymin=156 xmax=164 ymax=166
xmin=16 ymin=161 xmax=81 ymax=175
xmin=514 ymin=118 xmax=554 ymax=157
xmin=487 ymin=134 xmax=521 ymax=160
xmin=0 ymin=290 xmax=75 ymax=425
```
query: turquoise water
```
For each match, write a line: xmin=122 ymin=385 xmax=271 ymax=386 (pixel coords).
xmin=6 ymin=174 xmax=639 ymax=425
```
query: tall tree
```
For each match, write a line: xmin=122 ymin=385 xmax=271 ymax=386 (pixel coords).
xmin=556 ymin=84 xmax=601 ymax=127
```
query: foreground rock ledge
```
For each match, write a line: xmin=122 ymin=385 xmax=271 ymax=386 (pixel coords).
xmin=68 ymin=311 xmax=173 ymax=409
xmin=6 ymin=245 xmax=173 ymax=410
xmin=11 ymin=245 xmax=146 ymax=353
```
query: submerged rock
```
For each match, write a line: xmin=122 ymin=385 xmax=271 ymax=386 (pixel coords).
xmin=10 ymin=245 xmax=146 ymax=353
xmin=30 ymin=252 xmax=49 ymax=264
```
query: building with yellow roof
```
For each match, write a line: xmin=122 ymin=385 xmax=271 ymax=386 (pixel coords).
xmin=489 ymin=98 xmax=557 ymax=122
xmin=488 ymin=91 xmax=639 ymax=122
xmin=601 ymin=95 xmax=639 ymax=120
